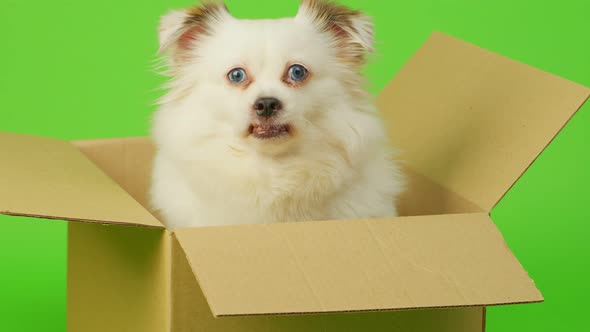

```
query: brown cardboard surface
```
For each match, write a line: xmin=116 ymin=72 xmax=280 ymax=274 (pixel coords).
xmin=72 ymin=137 xmax=155 ymax=211
xmin=174 ymin=213 xmax=542 ymax=317
xmin=397 ymin=166 xmax=483 ymax=216
xmin=378 ymin=32 xmax=590 ymax=211
xmin=67 ymin=223 xmax=170 ymax=332
xmin=171 ymin=235 xmax=485 ymax=332
xmin=0 ymin=131 xmax=162 ymax=228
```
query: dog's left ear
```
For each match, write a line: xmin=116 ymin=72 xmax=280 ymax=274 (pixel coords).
xmin=158 ymin=1 xmax=231 ymax=56
xmin=296 ymin=0 xmax=374 ymax=64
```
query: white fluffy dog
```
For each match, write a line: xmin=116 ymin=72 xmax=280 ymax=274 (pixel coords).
xmin=150 ymin=0 xmax=404 ymax=230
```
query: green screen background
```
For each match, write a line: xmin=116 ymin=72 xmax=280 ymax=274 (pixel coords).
xmin=1 ymin=0 xmax=588 ymax=331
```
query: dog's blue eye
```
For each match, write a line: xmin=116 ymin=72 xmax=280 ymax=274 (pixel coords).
xmin=288 ymin=64 xmax=308 ymax=82
xmin=228 ymin=68 xmax=247 ymax=83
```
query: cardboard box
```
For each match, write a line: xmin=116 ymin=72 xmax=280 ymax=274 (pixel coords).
xmin=1 ymin=32 xmax=588 ymax=332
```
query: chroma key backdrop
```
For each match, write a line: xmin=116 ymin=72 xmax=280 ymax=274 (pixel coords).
xmin=1 ymin=0 xmax=589 ymax=331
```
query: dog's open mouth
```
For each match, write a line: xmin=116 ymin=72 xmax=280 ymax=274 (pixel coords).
xmin=248 ymin=124 xmax=291 ymax=139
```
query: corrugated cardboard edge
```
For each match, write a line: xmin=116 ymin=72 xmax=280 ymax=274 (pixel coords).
xmin=211 ymin=301 xmax=539 ymax=318
xmin=0 ymin=211 xmax=162 ymax=229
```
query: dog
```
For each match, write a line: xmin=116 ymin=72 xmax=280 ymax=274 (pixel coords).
xmin=150 ymin=0 xmax=404 ymax=230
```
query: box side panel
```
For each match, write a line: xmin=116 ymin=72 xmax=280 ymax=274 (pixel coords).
xmin=171 ymin=238 xmax=483 ymax=332
xmin=67 ymin=223 xmax=170 ymax=332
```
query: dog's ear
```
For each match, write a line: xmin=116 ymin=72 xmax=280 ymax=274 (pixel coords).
xmin=296 ymin=0 xmax=374 ymax=64
xmin=158 ymin=1 xmax=231 ymax=55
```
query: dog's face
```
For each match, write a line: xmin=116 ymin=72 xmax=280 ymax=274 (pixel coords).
xmin=155 ymin=0 xmax=374 ymax=157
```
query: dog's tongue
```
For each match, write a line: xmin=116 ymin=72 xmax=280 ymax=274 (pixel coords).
xmin=251 ymin=124 xmax=288 ymax=138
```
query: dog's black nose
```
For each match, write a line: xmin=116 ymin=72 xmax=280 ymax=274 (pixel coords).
xmin=254 ymin=97 xmax=282 ymax=118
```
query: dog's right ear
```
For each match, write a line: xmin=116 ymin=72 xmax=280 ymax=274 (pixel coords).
xmin=158 ymin=2 xmax=231 ymax=55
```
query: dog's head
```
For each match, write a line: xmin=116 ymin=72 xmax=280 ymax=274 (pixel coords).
xmin=155 ymin=0 xmax=375 ymax=157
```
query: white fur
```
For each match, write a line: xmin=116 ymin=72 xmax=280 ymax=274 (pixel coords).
xmin=150 ymin=3 xmax=404 ymax=230
xmin=157 ymin=10 xmax=190 ymax=53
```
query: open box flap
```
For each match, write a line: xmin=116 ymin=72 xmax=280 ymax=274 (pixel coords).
xmin=378 ymin=32 xmax=590 ymax=211
xmin=174 ymin=213 xmax=542 ymax=317
xmin=71 ymin=137 xmax=155 ymax=211
xmin=0 ymin=132 xmax=163 ymax=228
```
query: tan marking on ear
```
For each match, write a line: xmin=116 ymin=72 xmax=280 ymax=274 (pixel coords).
xmin=184 ymin=1 xmax=229 ymax=27
xmin=159 ymin=1 xmax=230 ymax=56
xmin=298 ymin=0 xmax=374 ymax=66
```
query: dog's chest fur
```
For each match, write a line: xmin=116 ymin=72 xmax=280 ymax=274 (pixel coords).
xmin=151 ymin=142 xmax=398 ymax=229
